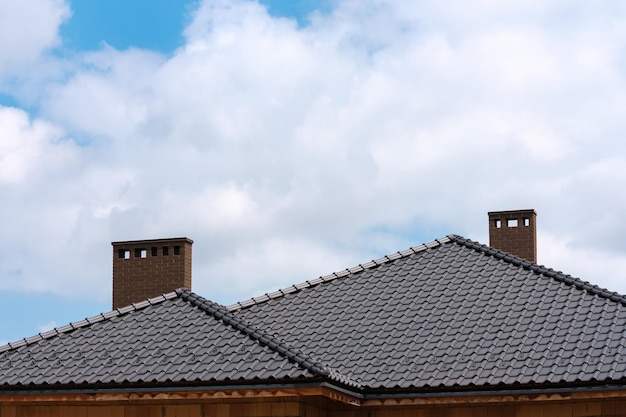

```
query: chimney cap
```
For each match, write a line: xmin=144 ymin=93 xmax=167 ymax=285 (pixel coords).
xmin=488 ymin=209 xmax=536 ymax=217
xmin=112 ymin=237 xmax=194 ymax=246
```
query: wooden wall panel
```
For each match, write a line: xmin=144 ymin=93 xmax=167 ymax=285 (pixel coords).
xmin=302 ymin=402 xmax=327 ymax=417
xmin=325 ymin=400 xmax=626 ymax=417
xmin=5 ymin=398 xmax=626 ymax=417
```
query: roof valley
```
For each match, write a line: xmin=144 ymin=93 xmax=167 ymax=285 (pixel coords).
xmin=176 ymin=289 xmax=362 ymax=388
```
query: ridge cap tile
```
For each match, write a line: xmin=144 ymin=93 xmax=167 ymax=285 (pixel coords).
xmin=227 ymin=236 xmax=452 ymax=311
xmin=39 ymin=329 xmax=57 ymax=339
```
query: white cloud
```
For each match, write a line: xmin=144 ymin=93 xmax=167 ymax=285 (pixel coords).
xmin=2 ymin=0 xmax=626 ymax=304
xmin=539 ymin=232 xmax=626 ymax=294
xmin=0 ymin=106 xmax=75 ymax=184
xmin=0 ymin=0 xmax=70 ymax=77
xmin=202 ymin=237 xmax=370 ymax=303
xmin=41 ymin=46 xmax=165 ymax=142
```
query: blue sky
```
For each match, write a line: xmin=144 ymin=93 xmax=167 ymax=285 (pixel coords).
xmin=59 ymin=0 xmax=334 ymax=54
xmin=2 ymin=0 xmax=626 ymax=345
xmin=59 ymin=1 xmax=196 ymax=53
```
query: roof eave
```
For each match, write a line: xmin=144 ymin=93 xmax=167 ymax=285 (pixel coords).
xmin=0 ymin=380 xmax=361 ymax=407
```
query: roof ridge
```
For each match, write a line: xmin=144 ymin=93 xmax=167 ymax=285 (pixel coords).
xmin=176 ymin=289 xmax=362 ymax=388
xmin=0 ymin=291 xmax=180 ymax=354
xmin=448 ymin=234 xmax=626 ymax=306
xmin=227 ymin=236 xmax=453 ymax=311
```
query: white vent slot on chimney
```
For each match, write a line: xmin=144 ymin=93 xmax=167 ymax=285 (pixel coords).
xmin=507 ymin=219 xmax=518 ymax=227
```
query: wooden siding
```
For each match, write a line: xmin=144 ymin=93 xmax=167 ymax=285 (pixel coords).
xmin=3 ymin=387 xmax=626 ymax=417
xmin=2 ymin=399 xmax=626 ymax=417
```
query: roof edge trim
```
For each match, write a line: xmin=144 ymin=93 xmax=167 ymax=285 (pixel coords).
xmin=448 ymin=234 xmax=626 ymax=305
xmin=227 ymin=236 xmax=453 ymax=311
xmin=0 ymin=382 xmax=364 ymax=405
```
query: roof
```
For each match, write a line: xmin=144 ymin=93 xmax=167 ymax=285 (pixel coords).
xmin=0 ymin=290 xmax=343 ymax=388
xmin=2 ymin=235 xmax=626 ymax=394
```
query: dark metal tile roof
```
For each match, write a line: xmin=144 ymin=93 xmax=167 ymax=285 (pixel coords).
xmin=0 ymin=290 xmax=335 ymax=388
xmin=231 ymin=235 xmax=626 ymax=390
xmin=2 ymin=235 xmax=626 ymax=392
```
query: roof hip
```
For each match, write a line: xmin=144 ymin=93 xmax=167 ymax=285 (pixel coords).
xmin=448 ymin=234 xmax=626 ymax=305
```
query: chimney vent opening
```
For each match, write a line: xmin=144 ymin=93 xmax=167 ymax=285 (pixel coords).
xmin=507 ymin=219 xmax=518 ymax=228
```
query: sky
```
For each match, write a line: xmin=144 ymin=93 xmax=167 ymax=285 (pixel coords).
xmin=1 ymin=0 xmax=626 ymax=344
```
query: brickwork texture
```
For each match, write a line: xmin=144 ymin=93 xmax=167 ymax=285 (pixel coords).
xmin=488 ymin=209 xmax=537 ymax=263
xmin=112 ymin=237 xmax=193 ymax=309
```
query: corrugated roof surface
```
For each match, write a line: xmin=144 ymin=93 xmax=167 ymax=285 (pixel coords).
xmin=1 ymin=235 xmax=626 ymax=392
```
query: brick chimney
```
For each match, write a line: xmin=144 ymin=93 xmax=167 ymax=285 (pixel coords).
xmin=488 ymin=210 xmax=537 ymax=263
xmin=112 ymin=237 xmax=193 ymax=309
